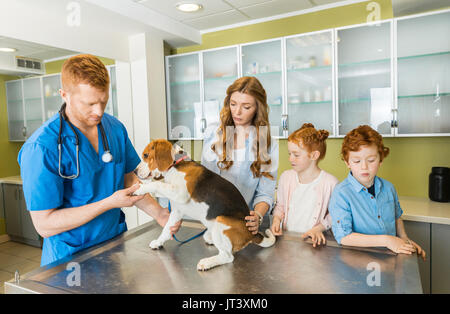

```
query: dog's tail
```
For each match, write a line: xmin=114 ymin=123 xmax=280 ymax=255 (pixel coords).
xmin=252 ymin=229 xmax=276 ymax=248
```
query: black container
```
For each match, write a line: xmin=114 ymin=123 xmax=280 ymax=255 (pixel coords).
xmin=429 ymin=167 xmax=450 ymax=202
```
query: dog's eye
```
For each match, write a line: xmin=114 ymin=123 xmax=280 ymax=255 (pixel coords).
xmin=143 ymin=153 xmax=149 ymax=159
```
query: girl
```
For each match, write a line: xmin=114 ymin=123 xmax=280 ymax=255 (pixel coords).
xmin=271 ymin=123 xmax=338 ymax=247
xmin=201 ymin=76 xmax=279 ymax=234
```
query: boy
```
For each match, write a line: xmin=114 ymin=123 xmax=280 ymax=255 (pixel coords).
xmin=329 ymin=125 xmax=425 ymax=258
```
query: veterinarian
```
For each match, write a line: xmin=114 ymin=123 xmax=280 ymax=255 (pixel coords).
xmin=201 ymin=76 xmax=279 ymax=234
xmin=18 ymin=54 xmax=179 ymax=266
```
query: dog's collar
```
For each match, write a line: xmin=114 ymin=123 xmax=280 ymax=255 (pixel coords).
xmin=173 ymin=155 xmax=189 ymax=165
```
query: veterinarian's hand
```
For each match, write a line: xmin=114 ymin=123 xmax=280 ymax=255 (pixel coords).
xmin=301 ymin=225 xmax=326 ymax=248
xmin=270 ymin=215 xmax=283 ymax=236
xmin=107 ymin=184 xmax=146 ymax=208
xmin=385 ymin=235 xmax=416 ymax=255
xmin=245 ymin=211 xmax=260 ymax=235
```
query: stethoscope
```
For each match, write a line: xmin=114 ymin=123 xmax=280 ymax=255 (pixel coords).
xmin=58 ymin=103 xmax=113 ymax=179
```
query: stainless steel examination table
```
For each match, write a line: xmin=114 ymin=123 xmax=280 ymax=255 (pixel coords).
xmin=4 ymin=220 xmax=423 ymax=294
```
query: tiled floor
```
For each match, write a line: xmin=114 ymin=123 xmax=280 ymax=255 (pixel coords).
xmin=0 ymin=241 xmax=42 ymax=294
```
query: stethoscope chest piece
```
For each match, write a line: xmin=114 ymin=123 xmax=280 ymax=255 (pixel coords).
xmin=102 ymin=151 xmax=113 ymax=163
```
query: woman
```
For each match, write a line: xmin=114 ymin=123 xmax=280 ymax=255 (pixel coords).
xmin=201 ymin=76 xmax=279 ymax=234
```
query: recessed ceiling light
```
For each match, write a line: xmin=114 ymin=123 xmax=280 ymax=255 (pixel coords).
xmin=0 ymin=47 xmax=17 ymax=53
xmin=176 ymin=2 xmax=203 ymax=13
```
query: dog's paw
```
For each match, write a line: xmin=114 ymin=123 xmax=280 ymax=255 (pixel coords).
xmin=197 ymin=257 xmax=214 ymax=271
xmin=133 ymin=184 xmax=147 ymax=196
xmin=149 ymin=239 xmax=164 ymax=250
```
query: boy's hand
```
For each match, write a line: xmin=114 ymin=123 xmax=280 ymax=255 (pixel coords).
xmin=386 ymin=235 xmax=416 ymax=255
xmin=405 ymin=238 xmax=427 ymax=261
xmin=301 ymin=225 xmax=326 ymax=247
xmin=270 ymin=215 xmax=283 ymax=236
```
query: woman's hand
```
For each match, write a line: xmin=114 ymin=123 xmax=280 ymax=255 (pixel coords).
xmin=301 ymin=225 xmax=326 ymax=247
xmin=270 ymin=215 xmax=283 ymax=236
xmin=245 ymin=211 xmax=260 ymax=235
xmin=385 ymin=235 xmax=416 ymax=255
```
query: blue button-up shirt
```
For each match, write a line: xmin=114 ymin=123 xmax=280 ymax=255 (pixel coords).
xmin=329 ymin=173 xmax=403 ymax=244
xmin=201 ymin=124 xmax=278 ymax=211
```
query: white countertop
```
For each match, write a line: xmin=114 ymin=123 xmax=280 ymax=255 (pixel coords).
xmin=0 ymin=176 xmax=22 ymax=185
xmin=399 ymin=196 xmax=450 ymax=225
xmin=1 ymin=176 xmax=449 ymax=225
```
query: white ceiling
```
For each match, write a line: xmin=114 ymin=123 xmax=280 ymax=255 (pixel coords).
xmin=133 ymin=0 xmax=450 ymax=32
xmin=0 ymin=36 xmax=77 ymax=62
xmin=0 ymin=0 xmax=447 ymax=63
xmin=135 ymin=0 xmax=345 ymax=31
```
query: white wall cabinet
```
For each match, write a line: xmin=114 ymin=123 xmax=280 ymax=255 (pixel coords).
xmin=5 ymin=65 xmax=118 ymax=142
xmin=395 ymin=10 xmax=450 ymax=135
xmin=165 ymin=9 xmax=450 ymax=140
xmin=336 ymin=20 xmax=393 ymax=136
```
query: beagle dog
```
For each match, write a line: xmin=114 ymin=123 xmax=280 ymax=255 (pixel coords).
xmin=133 ymin=139 xmax=275 ymax=271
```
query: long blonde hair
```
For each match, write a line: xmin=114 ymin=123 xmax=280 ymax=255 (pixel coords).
xmin=211 ymin=76 xmax=273 ymax=179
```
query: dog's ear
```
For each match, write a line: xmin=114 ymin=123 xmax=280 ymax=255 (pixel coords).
xmin=154 ymin=140 xmax=174 ymax=172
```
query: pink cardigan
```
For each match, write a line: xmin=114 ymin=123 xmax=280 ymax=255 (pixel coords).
xmin=273 ymin=169 xmax=339 ymax=231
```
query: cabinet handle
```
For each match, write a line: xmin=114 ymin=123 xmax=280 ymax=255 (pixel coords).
xmin=201 ymin=118 xmax=207 ymax=133
xmin=282 ymin=115 xmax=288 ymax=131
xmin=22 ymin=126 xmax=27 ymax=137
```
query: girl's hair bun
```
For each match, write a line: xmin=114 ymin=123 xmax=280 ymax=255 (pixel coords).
xmin=317 ymin=129 xmax=329 ymax=141
xmin=300 ymin=123 xmax=315 ymax=130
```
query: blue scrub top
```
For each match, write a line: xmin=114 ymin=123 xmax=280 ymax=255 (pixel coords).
xmin=18 ymin=112 xmax=141 ymax=266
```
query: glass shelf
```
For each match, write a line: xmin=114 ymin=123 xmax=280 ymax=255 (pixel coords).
xmin=289 ymin=100 xmax=333 ymax=106
xmin=339 ymin=97 xmax=371 ymax=103
xmin=398 ymin=92 xmax=450 ymax=99
xmin=7 ymin=99 xmax=23 ymax=104
xmin=204 ymin=75 xmax=237 ymax=82
xmin=398 ymin=50 xmax=450 ymax=61
xmin=171 ymin=109 xmax=194 ymax=113
xmin=339 ymin=58 xmax=390 ymax=68
xmin=170 ymin=80 xmax=200 ymax=86
xmin=287 ymin=65 xmax=332 ymax=72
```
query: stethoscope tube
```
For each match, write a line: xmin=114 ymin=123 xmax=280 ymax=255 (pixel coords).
xmin=58 ymin=103 xmax=113 ymax=179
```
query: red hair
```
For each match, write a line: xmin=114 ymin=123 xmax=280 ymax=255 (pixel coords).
xmin=61 ymin=54 xmax=110 ymax=92
xmin=212 ymin=76 xmax=273 ymax=179
xmin=288 ymin=123 xmax=329 ymax=161
xmin=341 ymin=125 xmax=390 ymax=162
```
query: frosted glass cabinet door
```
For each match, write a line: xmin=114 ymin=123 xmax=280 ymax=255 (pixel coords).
xmin=23 ymin=77 xmax=43 ymax=138
xmin=42 ymin=74 xmax=62 ymax=120
xmin=337 ymin=22 xmax=393 ymax=136
xmin=203 ymin=47 xmax=238 ymax=132
xmin=167 ymin=53 xmax=201 ymax=139
xmin=286 ymin=31 xmax=333 ymax=134
xmin=397 ymin=11 xmax=450 ymax=134
xmin=6 ymin=80 xmax=25 ymax=141
xmin=242 ymin=39 xmax=283 ymax=137
xmin=105 ymin=66 xmax=118 ymax=117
